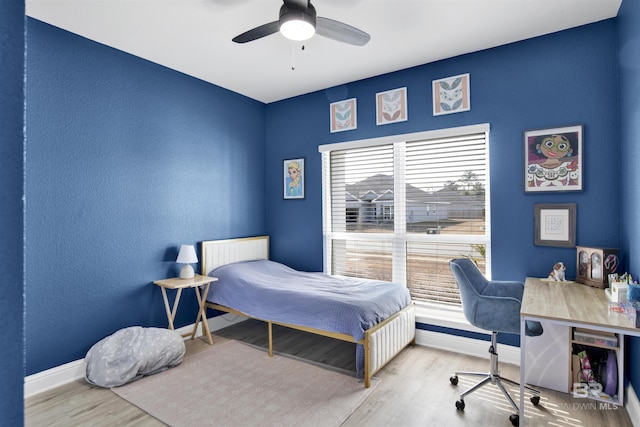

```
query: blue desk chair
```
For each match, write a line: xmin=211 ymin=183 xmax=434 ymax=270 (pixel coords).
xmin=449 ymin=258 xmax=543 ymax=426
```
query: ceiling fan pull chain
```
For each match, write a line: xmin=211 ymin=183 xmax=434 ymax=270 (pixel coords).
xmin=291 ymin=44 xmax=295 ymax=70
xmin=291 ymin=44 xmax=306 ymax=71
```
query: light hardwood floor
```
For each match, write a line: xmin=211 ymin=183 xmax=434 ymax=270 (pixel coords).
xmin=25 ymin=319 xmax=633 ymax=427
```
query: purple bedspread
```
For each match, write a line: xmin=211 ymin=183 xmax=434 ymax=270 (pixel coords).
xmin=207 ymin=259 xmax=412 ymax=376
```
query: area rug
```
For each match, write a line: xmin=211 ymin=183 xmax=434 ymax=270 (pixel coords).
xmin=111 ymin=340 xmax=379 ymax=427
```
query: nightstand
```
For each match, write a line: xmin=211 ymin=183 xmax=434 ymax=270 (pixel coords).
xmin=153 ymin=274 xmax=218 ymax=345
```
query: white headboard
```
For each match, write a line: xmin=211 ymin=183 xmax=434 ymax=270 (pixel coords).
xmin=200 ymin=236 xmax=269 ymax=275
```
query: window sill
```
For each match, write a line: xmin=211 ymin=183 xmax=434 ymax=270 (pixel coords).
xmin=414 ymin=304 xmax=486 ymax=334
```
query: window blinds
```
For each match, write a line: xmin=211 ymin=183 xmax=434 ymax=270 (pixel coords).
xmin=321 ymin=125 xmax=490 ymax=307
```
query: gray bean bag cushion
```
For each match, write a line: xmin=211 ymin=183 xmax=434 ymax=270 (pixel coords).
xmin=85 ymin=326 xmax=186 ymax=388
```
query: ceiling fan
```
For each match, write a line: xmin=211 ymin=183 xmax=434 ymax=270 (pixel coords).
xmin=232 ymin=0 xmax=370 ymax=46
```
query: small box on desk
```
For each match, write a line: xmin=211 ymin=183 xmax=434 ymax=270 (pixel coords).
xmin=610 ymin=282 xmax=627 ymax=303
xmin=609 ymin=301 xmax=640 ymax=328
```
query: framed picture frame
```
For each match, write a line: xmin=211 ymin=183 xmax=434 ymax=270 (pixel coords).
xmin=330 ymin=98 xmax=357 ymax=133
xmin=376 ymin=87 xmax=408 ymax=125
xmin=534 ymin=203 xmax=576 ymax=247
xmin=432 ymin=73 xmax=470 ymax=116
xmin=525 ymin=124 xmax=583 ymax=192
xmin=283 ymin=158 xmax=305 ymax=199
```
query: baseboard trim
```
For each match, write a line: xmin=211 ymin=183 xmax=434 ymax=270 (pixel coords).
xmin=23 ymin=313 xmax=247 ymax=399
xmin=415 ymin=328 xmax=521 ymax=366
xmin=24 ymin=358 xmax=86 ymax=400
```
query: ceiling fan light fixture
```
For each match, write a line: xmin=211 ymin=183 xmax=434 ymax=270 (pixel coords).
xmin=232 ymin=1 xmax=369 ymax=46
xmin=279 ymin=3 xmax=317 ymax=41
xmin=280 ymin=18 xmax=315 ymax=41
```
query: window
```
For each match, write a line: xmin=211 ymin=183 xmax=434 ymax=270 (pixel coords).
xmin=320 ymin=125 xmax=491 ymax=308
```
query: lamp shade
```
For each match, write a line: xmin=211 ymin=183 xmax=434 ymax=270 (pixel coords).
xmin=177 ymin=244 xmax=197 ymax=279
xmin=176 ymin=244 xmax=198 ymax=264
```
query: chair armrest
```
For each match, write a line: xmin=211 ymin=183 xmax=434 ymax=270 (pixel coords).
xmin=482 ymin=280 xmax=524 ymax=300
xmin=473 ymin=293 xmax=522 ymax=335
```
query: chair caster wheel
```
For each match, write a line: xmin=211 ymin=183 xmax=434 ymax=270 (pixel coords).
xmin=531 ymin=395 xmax=540 ymax=406
xmin=509 ymin=413 xmax=519 ymax=426
xmin=450 ymin=375 xmax=458 ymax=385
xmin=455 ymin=399 xmax=465 ymax=411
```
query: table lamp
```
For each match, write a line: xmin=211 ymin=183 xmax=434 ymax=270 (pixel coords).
xmin=176 ymin=244 xmax=198 ymax=279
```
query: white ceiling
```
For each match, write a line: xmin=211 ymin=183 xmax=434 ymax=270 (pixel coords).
xmin=26 ymin=0 xmax=621 ymax=104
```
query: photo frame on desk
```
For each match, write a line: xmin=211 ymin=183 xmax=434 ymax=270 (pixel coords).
xmin=534 ymin=203 xmax=576 ymax=247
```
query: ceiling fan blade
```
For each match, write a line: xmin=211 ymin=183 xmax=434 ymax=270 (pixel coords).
xmin=232 ymin=21 xmax=280 ymax=43
xmin=316 ymin=17 xmax=370 ymax=46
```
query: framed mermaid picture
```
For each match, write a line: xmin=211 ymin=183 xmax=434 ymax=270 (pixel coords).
xmin=525 ymin=125 xmax=583 ymax=192
xmin=284 ymin=158 xmax=305 ymax=199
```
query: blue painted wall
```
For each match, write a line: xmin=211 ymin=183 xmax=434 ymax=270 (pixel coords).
xmin=266 ymin=21 xmax=620 ymax=282
xmin=617 ymin=0 xmax=640 ymax=394
xmin=0 ymin=2 xmax=25 ymax=425
xmin=25 ymin=19 xmax=267 ymax=375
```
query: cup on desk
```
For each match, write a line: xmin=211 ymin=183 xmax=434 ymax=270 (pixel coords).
xmin=610 ymin=282 xmax=627 ymax=303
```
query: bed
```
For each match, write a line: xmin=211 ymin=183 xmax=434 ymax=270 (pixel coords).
xmin=200 ymin=236 xmax=415 ymax=388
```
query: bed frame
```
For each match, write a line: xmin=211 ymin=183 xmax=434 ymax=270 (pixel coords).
xmin=200 ymin=235 xmax=416 ymax=388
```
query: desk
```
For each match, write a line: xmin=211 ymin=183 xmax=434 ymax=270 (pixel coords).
xmin=153 ymin=274 xmax=218 ymax=345
xmin=520 ymin=277 xmax=640 ymax=426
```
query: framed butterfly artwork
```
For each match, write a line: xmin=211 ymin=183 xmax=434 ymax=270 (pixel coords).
xmin=376 ymin=87 xmax=408 ymax=126
xmin=432 ymin=73 xmax=470 ymax=116
xmin=329 ymin=98 xmax=357 ymax=133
